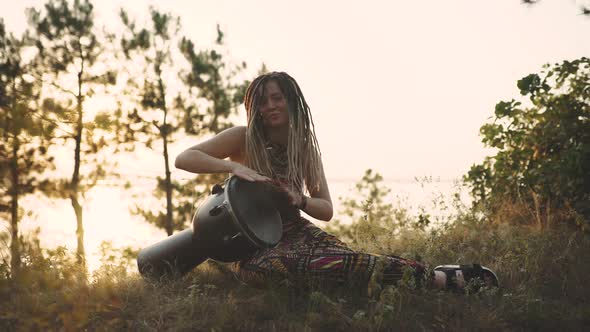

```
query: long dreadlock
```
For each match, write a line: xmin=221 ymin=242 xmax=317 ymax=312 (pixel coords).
xmin=244 ymin=72 xmax=322 ymax=194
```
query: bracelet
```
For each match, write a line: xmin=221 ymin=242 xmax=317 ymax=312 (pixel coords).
xmin=299 ymin=196 xmax=308 ymax=210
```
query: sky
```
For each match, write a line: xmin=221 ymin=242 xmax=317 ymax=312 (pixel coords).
xmin=2 ymin=0 xmax=588 ymax=181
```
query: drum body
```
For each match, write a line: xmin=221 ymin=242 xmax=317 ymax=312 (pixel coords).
xmin=192 ymin=176 xmax=283 ymax=262
xmin=137 ymin=228 xmax=207 ymax=280
xmin=137 ymin=176 xmax=282 ymax=280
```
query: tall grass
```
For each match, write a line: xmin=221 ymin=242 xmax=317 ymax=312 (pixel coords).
xmin=2 ymin=197 xmax=589 ymax=331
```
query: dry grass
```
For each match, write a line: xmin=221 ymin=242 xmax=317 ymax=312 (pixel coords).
xmin=2 ymin=204 xmax=590 ymax=331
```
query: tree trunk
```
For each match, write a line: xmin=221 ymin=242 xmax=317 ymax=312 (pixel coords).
xmin=163 ymin=132 xmax=173 ymax=236
xmin=10 ymin=137 xmax=20 ymax=276
xmin=72 ymin=70 xmax=85 ymax=267
xmin=71 ymin=194 xmax=85 ymax=266
xmin=9 ymin=78 xmax=20 ymax=277
xmin=159 ymin=76 xmax=174 ymax=236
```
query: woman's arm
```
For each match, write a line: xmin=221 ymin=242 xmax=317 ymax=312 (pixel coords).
xmin=302 ymin=162 xmax=333 ymax=221
xmin=280 ymin=160 xmax=333 ymax=221
xmin=174 ymin=126 xmax=270 ymax=182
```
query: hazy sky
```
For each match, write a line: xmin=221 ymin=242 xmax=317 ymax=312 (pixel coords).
xmin=3 ymin=0 xmax=589 ymax=181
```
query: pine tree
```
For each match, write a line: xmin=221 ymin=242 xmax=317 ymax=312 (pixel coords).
xmin=120 ymin=8 xmax=248 ymax=235
xmin=26 ymin=0 xmax=117 ymax=266
xmin=0 ymin=19 xmax=55 ymax=275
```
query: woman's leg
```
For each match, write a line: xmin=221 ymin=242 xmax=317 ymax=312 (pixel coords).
xmin=235 ymin=220 xmax=429 ymax=288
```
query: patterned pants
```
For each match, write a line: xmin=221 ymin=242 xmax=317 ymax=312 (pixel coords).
xmin=234 ymin=218 xmax=428 ymax=289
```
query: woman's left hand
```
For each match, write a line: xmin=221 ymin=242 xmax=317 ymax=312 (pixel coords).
xmin=274 ymin=182 xmax=304 ymax=208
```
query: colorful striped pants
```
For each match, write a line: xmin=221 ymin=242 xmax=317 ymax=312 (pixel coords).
xmin=234 ymin=218 xmax=428 ymax=289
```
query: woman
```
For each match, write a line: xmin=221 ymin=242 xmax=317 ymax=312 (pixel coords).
xmin=175 ymin=71 xmax=498 ymax=292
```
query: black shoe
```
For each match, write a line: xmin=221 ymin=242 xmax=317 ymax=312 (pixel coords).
xmin=434 ymin=264 xmax=499 ymax=292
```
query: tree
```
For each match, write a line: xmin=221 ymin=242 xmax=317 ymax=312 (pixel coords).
xmin=0 ymin=19 xmax=55 ymax=275
xmin=26 ymin=0 xmax=117 ymax=266
xmin=119 ymin=8 xmax=248 ymax=235
xmin=325 ymin=169 xmax=415 ymax=245
xmin=465 ymin=58 xmax=590 ymax=229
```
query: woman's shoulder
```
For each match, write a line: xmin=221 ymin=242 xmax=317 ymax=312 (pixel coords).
xmin=221 ymin=126 xmax=247 ymax=161
xmin=223 ymin=125 xmax=247 ymax=134
xmin=216 ymin=126 xmax=247 ymax=142
xmin=188 ymin=126 xmax=247 ymax=160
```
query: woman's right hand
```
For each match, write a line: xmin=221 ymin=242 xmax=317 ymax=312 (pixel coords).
xmin=230 ymin=163 xmax=271 ymax=182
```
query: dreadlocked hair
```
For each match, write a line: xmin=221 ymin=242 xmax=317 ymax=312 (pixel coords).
xmin=244 ymin=71 xmax=322 ymax=194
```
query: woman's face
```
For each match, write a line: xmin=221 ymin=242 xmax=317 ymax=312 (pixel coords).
xmin=259 ymin=80 xmax=289 ymax=129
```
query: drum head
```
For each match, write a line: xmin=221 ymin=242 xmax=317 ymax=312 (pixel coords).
xmin=226 ymin=176 xmax=282 ymax=247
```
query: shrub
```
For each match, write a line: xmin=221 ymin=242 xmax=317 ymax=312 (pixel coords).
xmin=465 ymin=57 xmax=590 ymax=230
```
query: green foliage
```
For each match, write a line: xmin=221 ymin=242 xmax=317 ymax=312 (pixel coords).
xmin=465 ymin=58 xmax=590 ymax=229
xmin=178 ymin=34 xmax=248 ymax=134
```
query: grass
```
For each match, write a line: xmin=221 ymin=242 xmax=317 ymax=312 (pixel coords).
xmin=2 ymin=202 xmax=590 ymax=331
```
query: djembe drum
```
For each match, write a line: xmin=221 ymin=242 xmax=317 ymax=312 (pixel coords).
xmin=137 ymin=176 xmax=283 ymax=279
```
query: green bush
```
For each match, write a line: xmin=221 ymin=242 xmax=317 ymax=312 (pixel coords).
xmin=465 ymin=57 xmax=590 ymax=230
